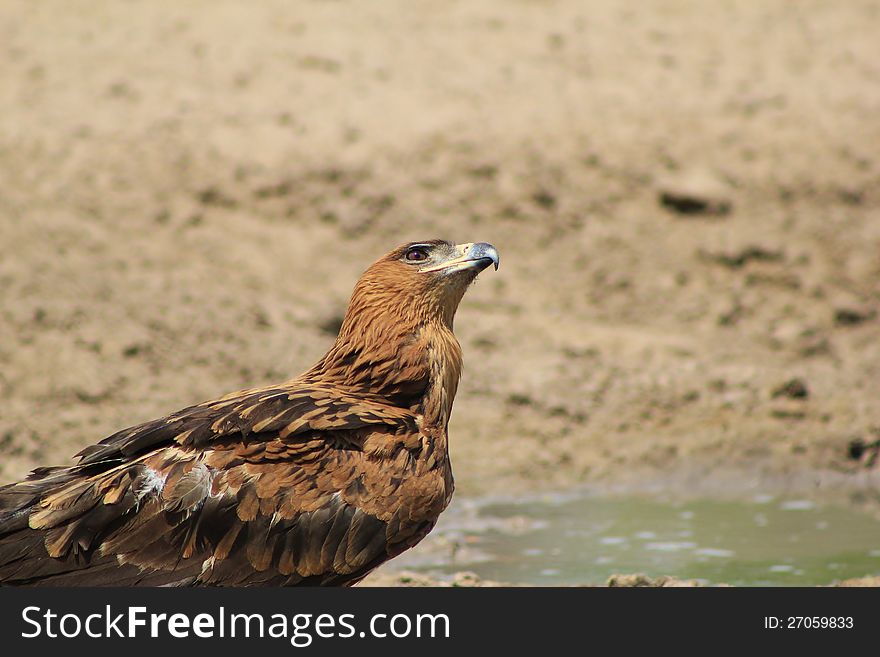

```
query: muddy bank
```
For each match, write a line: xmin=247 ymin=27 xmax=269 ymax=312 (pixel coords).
xmin=362 ymin=570 xmax=709 ymax=587
xmin=362 ymin=571 xmax=880 ymax=588
xmin=1 ymin=2 xmax=879 ymax=517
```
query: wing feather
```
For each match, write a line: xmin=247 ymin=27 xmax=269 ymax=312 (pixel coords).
xmin=0 ymin=383 xmax=423 ymax=586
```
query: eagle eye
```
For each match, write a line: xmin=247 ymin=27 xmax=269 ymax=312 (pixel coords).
xmin=405 ymin=247 xmax=430 ymax=262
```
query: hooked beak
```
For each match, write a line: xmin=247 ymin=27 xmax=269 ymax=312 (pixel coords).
xmin=419 ymin=242 xmax=500 ymax=275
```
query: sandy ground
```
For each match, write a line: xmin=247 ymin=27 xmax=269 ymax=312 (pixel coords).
xmin=1 ymin=0 xmax=880 ymax=584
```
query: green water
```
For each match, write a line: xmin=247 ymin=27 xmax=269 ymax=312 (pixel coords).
xmin=402 ymin=494 xmax=880 ymax=586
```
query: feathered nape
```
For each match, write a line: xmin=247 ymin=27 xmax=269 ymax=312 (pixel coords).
xmin=306 ymin=255 xmax=466 ymax=427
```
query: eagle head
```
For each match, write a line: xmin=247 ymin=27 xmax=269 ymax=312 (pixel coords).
xmin=348 ymin=240 xmax=500 ymax=329
xmin=314 ymin=240 xmax=499 ymax=418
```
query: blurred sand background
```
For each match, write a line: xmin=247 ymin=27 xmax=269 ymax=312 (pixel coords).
xmin=1 ymin=0 xmax=880 ymax=538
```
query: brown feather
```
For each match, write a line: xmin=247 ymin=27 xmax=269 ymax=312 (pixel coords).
xmin=0 ymin=240 xmax=497 ymax=586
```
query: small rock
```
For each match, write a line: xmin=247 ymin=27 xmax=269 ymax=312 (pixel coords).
xmin=658 ymin=169 xmax=732 ymax=216
xmin=699 ymin=245 xmax=783 ymax=269
xmin=451 ymin=571 xmax=483 ymax=587
xmin=834 ymin=307 xmax=876 ymax=327
xmin=607 ymin=573 xmax=705 ymax=587
xmin=196 ymin=186 xmax=237 ymax=208
xmin=847 ymin=437 xmax=880 ymax=467
xmin=771 ymin=378 xmax=809 ymax=400
xmin=847 ymin=438 xmax=866 ymax=461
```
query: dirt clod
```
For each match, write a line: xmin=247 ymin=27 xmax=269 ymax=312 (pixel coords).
xmin=772 ymin=379 xmax=809 ymax=400
xmin=834 ymin=307 xmax=876 ymax=327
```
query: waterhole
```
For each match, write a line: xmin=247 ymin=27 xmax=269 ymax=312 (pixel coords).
xmin=392 ymin=493 xmax=880 ymax=586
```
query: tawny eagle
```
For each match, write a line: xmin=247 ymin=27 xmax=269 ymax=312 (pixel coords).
xmin=0 ymin=240 xmax=499 ymax=586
